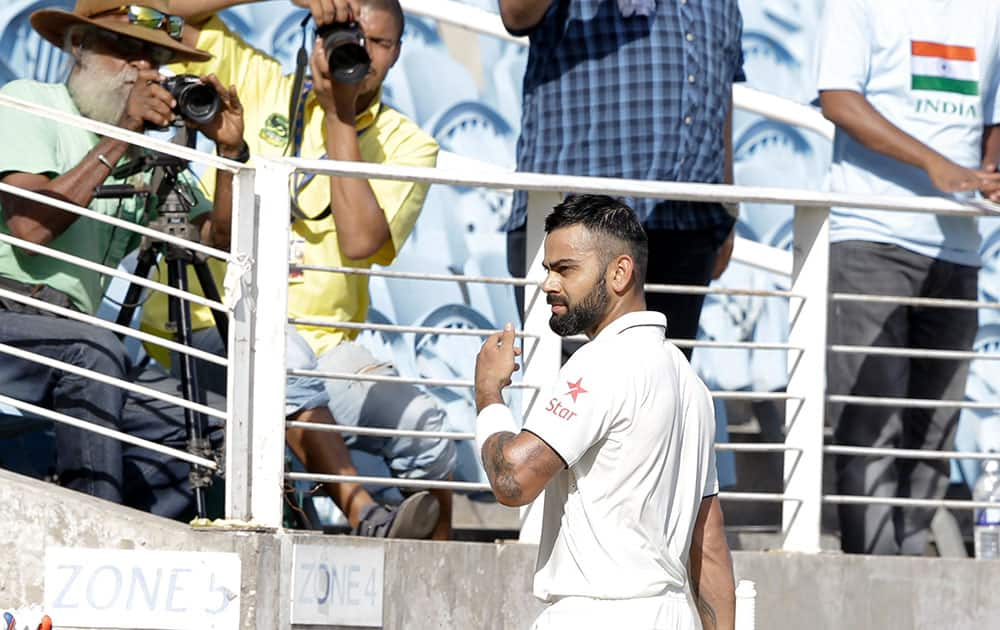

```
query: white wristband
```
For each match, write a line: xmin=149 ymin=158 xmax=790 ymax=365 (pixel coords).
xmin=475 ymin=403 xmax=519 ymax=459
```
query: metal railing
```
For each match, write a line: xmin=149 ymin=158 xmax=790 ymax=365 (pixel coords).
xmin=0 ymin=91 xmax=269 ymax=520
xmin=247 ymin=154 xmax=995 ymax=554
xmin=3 ymin=46 xmax=998 ymax=555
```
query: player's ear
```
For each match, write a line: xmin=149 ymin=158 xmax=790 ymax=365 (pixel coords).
xmin=609 ymin=254 xmax=635 ymax=294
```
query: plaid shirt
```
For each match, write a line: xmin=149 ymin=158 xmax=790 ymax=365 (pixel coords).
xmin=508 ymin=0 xmax=745 ymax=239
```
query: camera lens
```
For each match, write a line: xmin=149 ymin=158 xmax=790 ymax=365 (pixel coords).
xmin=176 ymin=83 xmax=220 ymax=125
xmin=318 ymin=22 xmax=371 ymax=85
xmin=163 ymin=75 xmax=221 ymax=125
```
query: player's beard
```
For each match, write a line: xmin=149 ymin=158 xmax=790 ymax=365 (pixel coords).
xmin=67 ymin=51 xmax=137 ymax=126
xmin=548 ymin=274 xmax=610 ymax=337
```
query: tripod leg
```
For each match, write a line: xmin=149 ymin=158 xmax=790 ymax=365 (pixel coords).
xmin=192 ymin=257 xmax=229 ymax=350
xmin=115 ymin=246 xmax=160 ymax=333
xmin=167 ymin=257 xmax=211 ymax=519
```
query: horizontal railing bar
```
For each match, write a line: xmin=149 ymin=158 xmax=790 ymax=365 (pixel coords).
xmin=295 ymin=264 xmax=535 ymax=286
xmin=287 ymin=317 xmax=539 ymax=340
xmin=823 ymin=494 xmax=999 ymax=510
xmin=286 ymin=421 xmax=475 ymax=441
xmin=644 ymin=283 xmax=799 ymax=298
xmin=0 ymin=393 xmax=217 ymax=470
xmin=278 ymin=157 xmax=983 ymax=218
xmin=286 ymin=472 xmax=491 ymax=493
xmin=0 ymin=287 xmax=229 ymax=368
xmin=0 ymin=341 xmax=228 ymax=422
xmin=833 ymin=292 xmax=1000 ymax=310
xmin=288 ymin=369 xmax=795 ymax=401
xmin=287 ymin=368 xmax=537 ymax=390
xmin=0 ymin=182 xmax=231 ymax=263
xmin=827 ymin=395 xmax=1000 ymax=410
xmin=564 ymin=332 xmax=800 ymax=352
xmin=830 ymin=345 xmax=1000 ymax=362
xmin=287 ymin=473 xmax=798 ymax=503
xmin=0 ymin=232 xmax=228 ymax=313
xmin=295 ymin=264 xmax=800 ymax=298
xmin=717 ymin=492 xmax=793 ymax=503
xmin=712 ymin=392 xmax=798 ymax=401
xmin=289 ymin=321 xmax=797 ymax=353
xmin=824 ymin=445 xmax=1000 ymax=462
xmin=0 ymin=93 xmax=240 ymax=173
xmin=717 ymin=443 xmax=796 ymax=453
xmin=285 ymin=423 xmax=794 ymax=453
xmin=670 ymin=339 xmax=801 ymax=352
xmin=732 ymin=235 xmax=793 ymax=276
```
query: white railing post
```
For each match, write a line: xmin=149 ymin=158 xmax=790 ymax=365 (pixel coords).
xmin=225 ymin=167 xmax=257 ymax=521
xmin=246 ymin=158 xmax=293 ymax=528
xmin=518 ymin=189 xmax=563 ymax=543
xmin=782 ymin=204 xmax=829 ymax=553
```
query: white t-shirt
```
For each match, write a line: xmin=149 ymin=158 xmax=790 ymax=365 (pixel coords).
xmin=816 ymin=0 xmax=1000 ymax=267
xmin=522 ymin=311 xmax=718 ymax=602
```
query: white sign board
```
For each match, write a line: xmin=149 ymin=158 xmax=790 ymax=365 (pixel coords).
xmin=291 ymin=542 xmax=384 ymax=627
xmin=44 ymin=548 xmax=241 ymax=630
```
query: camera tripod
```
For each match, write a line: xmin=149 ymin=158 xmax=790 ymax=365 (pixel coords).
xmin=96 ymin=129 xmax=227 ymax=519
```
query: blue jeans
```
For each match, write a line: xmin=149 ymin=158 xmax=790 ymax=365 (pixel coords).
xmin=0 ymin=310 xmax=206 ymax=519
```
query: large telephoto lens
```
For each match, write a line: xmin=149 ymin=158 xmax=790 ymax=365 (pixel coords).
xmin=318 ymin=22 xmax=371 ymax=84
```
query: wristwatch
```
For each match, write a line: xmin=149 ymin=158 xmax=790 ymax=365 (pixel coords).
xmin=220 ymin=141 xmax=250 ymax=164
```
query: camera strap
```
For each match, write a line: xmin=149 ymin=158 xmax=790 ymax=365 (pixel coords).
xmin=287 ymin=13 xmax=312 ymax=160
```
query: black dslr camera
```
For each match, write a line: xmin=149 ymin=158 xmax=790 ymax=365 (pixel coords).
xmin=161 ymin=74 xmax=220 ymax=125
xmin=317 ymin=21 xmax=371 ymax=84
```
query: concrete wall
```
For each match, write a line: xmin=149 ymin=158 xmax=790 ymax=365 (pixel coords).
xmin=3 ymin=470 xmax=1000 ymax=630
xmin=0 ymin=469 xmax=283 ymax=629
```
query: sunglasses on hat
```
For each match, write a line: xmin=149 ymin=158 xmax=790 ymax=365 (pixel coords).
xmin=94 ymin=5 xmax=184 ymax=41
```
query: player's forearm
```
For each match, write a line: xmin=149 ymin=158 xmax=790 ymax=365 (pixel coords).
xmin=324 ymin=116 xmax=391 ymax=259
xmin=693 ymin=549 xmax=735 ymax=630
xmin=689 ymin=497 xmax=736 ymax=630
xmin=819 ymin=90 xmax=947 ymax=173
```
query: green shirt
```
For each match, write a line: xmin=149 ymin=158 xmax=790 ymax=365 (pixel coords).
xmin=0 ymin=80 xmax=211 ymax=315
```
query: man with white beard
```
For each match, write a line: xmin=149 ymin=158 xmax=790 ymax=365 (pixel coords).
xmin=0 ymin=1 xmax=245 ymax=519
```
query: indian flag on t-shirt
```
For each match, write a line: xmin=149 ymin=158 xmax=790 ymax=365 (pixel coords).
xmin=911 ymin=41 xmax=979 ymax=96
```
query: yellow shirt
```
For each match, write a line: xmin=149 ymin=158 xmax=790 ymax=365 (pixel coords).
xmin=141 ymin=16 xmax=438 ymax=360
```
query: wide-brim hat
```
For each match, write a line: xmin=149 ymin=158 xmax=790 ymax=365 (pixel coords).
xmin=30 ymin=1 xmax=211 ymax=63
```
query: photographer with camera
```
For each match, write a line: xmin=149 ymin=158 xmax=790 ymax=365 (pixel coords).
xmin=150 ymin=0 xmax=456 ymax=538
xmin=0 ymin=1 xmax=246 ymax=518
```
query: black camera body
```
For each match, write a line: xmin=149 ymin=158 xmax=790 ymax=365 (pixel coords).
xmin=317 ymin=21 xmax=371 ymax=85
xmin=162 ymin=74 xmax=220 ymax=125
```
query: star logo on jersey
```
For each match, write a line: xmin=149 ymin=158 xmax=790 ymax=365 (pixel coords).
xmin=565 ymin=378 xmax=588 ymax=403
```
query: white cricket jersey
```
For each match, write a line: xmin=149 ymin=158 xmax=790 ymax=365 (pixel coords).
xmin=522 ymin=311 xmax=718 ymax=602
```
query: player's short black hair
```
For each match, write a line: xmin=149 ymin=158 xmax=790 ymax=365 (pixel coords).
xmin=544 ymin=194 xmax=648 ymax=285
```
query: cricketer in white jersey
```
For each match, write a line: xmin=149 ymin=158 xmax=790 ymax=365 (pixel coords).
xmin=474 ymin=194 xmax=735 ymax=630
